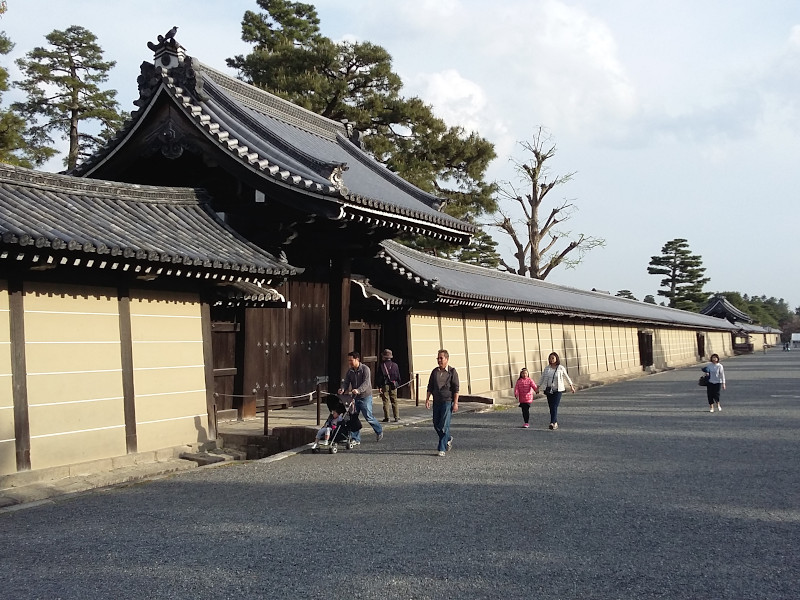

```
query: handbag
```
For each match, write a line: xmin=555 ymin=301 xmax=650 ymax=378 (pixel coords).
xmin=698 ymin=374 xmax=709 ymax=387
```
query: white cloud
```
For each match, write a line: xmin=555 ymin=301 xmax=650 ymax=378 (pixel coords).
xmin=405 ymin=69 xmax=487 ymax=132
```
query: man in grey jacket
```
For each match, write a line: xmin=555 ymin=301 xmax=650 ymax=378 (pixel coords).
xmin=338 ymin=351 xmax=383 ymax=444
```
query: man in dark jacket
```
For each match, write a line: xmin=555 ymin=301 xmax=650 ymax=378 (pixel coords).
xmin=425 ymin=349 xmax=459 ymax=457
xmin=376 ymin=348 xmax=401 ymax=422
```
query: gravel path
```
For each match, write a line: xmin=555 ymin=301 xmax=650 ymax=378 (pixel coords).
xmin=1 ymin=351 xmax=798 ymax=599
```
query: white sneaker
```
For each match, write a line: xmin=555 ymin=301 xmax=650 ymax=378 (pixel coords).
xmin=437 ymin=451 xmax=446 ymax=457
xmin=319 ymin=440 xmax=329 ymax=446
xmin=716 ymin=404 xmax=722 ymax=412
xmin=709 ymin=407 xmax=714 ymax=412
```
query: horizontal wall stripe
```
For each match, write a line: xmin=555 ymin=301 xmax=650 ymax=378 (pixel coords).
xmin=30 ymin=424 xmax=126 ymax=439
xmin=29 ymin=396 xmax=123 ymax=408
xmin=137 ymin=413 xmax=208 ymax=425
xmin=28 ymin=368 xmax=123 ymax=376
xmin=133 ymin=364 xmax=205 ymax=371
xmin=132 ymin=340 xmax=203 ymax=344
xmin=25 ymin=341 xmax=121 ymax=345
xmin=135 ymin=389 xmax=206 ymax=398
xmin=130 ymin=314 xmax=201 ymax=320
xmin=0 ymin=438 xmax=14 ymax=444
xmin=25 ymin=310 xmax=118 ymax=316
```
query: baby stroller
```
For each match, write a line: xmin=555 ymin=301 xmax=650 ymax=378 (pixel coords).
xmin=312 ymin=395 xmax=362 ymax=454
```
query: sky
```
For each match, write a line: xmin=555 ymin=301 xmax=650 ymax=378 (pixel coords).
xmin=2 ymin=0 xmax=799 ymax=310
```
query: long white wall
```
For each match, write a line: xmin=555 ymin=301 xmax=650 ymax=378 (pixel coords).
xmin=410 ymin=310 xmax=732 ymax=396
xmin=0 ymin=281 xmax=211 ymax=476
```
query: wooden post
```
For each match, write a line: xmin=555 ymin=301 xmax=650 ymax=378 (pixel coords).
xmin=327 ymin=256 xmax=351 ymax=395
xmin=415 ymin=372 xmax=420 ymax=407
xmin=316 ymin=382 xmax=322 ymax=425
xmin=264 ymin=385 xmax=269 ymax=435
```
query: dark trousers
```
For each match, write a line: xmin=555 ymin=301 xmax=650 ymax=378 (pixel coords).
xmin=546 ymin=391 xmax=562 ymax=424
xmin=519 ymin=403 xmax=531 ymax=424
xmin=706 ymin=382 xmax=722 ymax=405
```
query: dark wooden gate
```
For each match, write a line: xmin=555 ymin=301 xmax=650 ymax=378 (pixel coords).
xmin=210 ymin=318 xmax=242 ymax=412
xmin=696 ymin=332 xmax=705 ymax=359
xmin=638 ymin=330 xmax=654 ymax=368
xmin=349 ymin=320 xmax=381 ymax=384
xmin=241 ymin=281 xmax=329 ymax=416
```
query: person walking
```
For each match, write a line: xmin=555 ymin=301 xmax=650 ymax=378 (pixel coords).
xmin=514 ymin=368 xmax=538 ymax=428
xmin=376 ymin=348 xmax=401 ymax=422
xmin=538 ymin=352 xmax=575 ymax=430
xmin=425 ymin=349 xmax=459 ymax=456
xmin=338 ymin=351 xmax=383 ymax=444
xmin=702 ymin=353 xmax=726 ymax=412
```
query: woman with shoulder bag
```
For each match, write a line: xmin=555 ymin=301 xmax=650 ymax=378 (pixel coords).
xmin=702 ymin=353 xmax=726 ymax=412
xmin=537 ymin=352 xmax=575 ymax=430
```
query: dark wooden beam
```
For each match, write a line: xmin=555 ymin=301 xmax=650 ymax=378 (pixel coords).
xmin=327 ymin=256 xmax=351 ymax=393
xmin=8 ymin=279 xmax=30 ymax=471
xmin=117 ymin=289 xmax=137 ymax=454
xmin=200 ymin=301 xmax=218 ymax=440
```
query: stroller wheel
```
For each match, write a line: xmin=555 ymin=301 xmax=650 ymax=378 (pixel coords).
xmin=346 ymin=441 xmax=353 ymax=450
xmin=330 ymin=445 xmax=338 ymax=454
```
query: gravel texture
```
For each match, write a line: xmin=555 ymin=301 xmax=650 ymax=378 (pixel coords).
xmin=1 ymin=351 xmax=798 ymax=599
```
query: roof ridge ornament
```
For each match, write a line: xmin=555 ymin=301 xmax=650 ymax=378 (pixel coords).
xmin=326 ymin=164 xmax=349 ymax=195
xmin=147 ymin=26 xmax=184 ymax=67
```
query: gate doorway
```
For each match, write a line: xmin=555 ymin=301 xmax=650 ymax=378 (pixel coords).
xmin=638 ymin=330 xmax=654 ymax=369
xmin=696 ymin=333 xmax=706 ymax=360
xmin=349 ymin=321 xmax=382 ymax=381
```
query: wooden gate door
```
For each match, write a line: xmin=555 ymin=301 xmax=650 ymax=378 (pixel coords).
xmin=243 ymin=306 xmax=287 ymax=417
xmin=287 ymin=281 xmax=329 ymax=397
xmin=696 ymin=333 xmax=706 ymax=360
xmin=349 ymin=321 xmax=382 ymax=385
xmin=638 ymin=331 xmax=654 ymax=368
xmin=210 ymin=320 xmax=241 ymax=412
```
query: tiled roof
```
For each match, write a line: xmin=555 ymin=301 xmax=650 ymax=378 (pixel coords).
xmin=72 ymin=42 xmax=474 ymax=243
xmin=376 ymin=240 xmax=739 ymax=330
xmin=700 ymin=295 xmax=753 ymax=323
xmin=0 ymin=164 xmax=298 ymax=281
xmin=352 ymin=275 xmax=408 ymax=310
xmin=214 ymin=280 xmax=287 ymax=307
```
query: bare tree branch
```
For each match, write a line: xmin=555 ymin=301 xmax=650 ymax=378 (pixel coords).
xmin=489 ymin=127 xmax=605 ymax=280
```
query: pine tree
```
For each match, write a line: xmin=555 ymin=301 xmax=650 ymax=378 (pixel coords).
xmin=13 ymin=25 xmax=125 ymax=170
xmin=0 ymin=31 xmax=54 ymax=167
xmin=615 ymin=290 xmax=637 ymax=300
xmin=647 ymin=239 xmax=710 ymax=310
xmin=227 ymin=0 xmax=499 ymax=266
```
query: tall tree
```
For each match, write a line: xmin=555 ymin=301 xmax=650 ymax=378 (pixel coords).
xmin=0 ymin=31 xmax=54 ymax=167
xmin=615 ymin=290 xmax=637 ymax=300
xmin=227 ymin=0 xmax=499 ymax=265
xmin=647 ymin=238 xmax=710 ymax=310
xmin=489 ymin=127 xmax=605 ymax=279
xmin=13 ymin=25 xmax=125 ymax=170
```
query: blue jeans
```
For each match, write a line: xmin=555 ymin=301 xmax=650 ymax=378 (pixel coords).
xmin=546 ymin=391 xmax=562 ymax=424
xmin=352 ymin=395 xmax=382 ymax=442
xmin=432 ymin=401 xmax=454 ymax=452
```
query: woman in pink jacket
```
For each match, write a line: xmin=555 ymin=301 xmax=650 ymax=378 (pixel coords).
xmin=514 ymin=368 xmax=538 ymax=428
